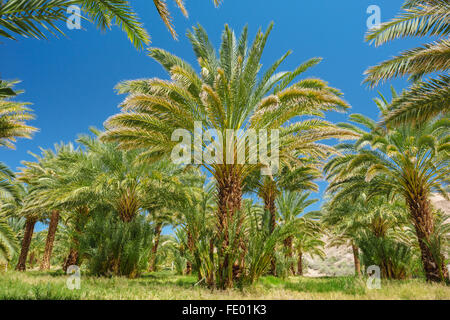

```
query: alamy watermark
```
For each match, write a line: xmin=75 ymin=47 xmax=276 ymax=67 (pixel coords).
xmin=66 ymin=5 xmax=82 ymax=30
xmin=66 ymin=265 xmax=81 ymax=290
xmin=366 ymin=265 xmax=381 ymax=289
xmin=367 ymin=5 xmax=381 ymax=30
xmin=171 ymin=122 xmax=279 ymax=176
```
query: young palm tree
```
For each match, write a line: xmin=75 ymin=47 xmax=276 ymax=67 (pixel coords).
xmin=102 ymin=23 xmax=353 ymax=288
xmin=244 ymin=160 xmax=322 ymax=274
xmin=0 ymin=80 xmax=37 ymax=149
xmin=325 ymin=106 xmax=450 ymax=282
xmin=142 ymin=162 xmax=203 ymax=272
xmin=276 ymin=190 xmax=318 ymax=275
xmin=364 ymin=0 xmax=450 ymax=124
xmin=294 ymin=225 xmax=325 ymax=276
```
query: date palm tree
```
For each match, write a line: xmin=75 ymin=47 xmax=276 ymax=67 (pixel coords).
xmin=276 ymin=190 xmax=318 ymax=275
xmin=294 ymin=223 xmax=325 ymax=276
xmin=325 ymin=105 xmax=450 ymax=282
xmin=364 ymin=0 xmax=450 ymax=124
xmin=102 ymin=23 xmax=353 ymax=288
xmin=244 ymin=162 xmax=321 ymax=274
xmin=16 ymin=145 xmax=67 ymax=270
xmin=0 ymin=216 xmax=18 ymax=267
xmin=0 ymin=80 xmax=37 ymax=149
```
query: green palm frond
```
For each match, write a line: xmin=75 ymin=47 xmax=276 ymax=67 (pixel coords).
xmin=0 ymin=217 xmax=19 ymax=263
xmin=0 ymin=0 xmax=69 ymax=40
xmin=383 ymin=75 xmax=450 ymax=125
xmin=0 ymin=80 xmax=38 ymax=149
xmin=365 ymin=0 xmax=450 ymax=46
xmin=364 ymin=38 xmax=450 ymax=87
xmin=81 ymin=0 xmax=149 ymax=49
xmin=364 ymin=0 xmax=450 ymax=125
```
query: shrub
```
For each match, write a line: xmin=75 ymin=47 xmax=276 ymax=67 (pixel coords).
xmin=80 ymin=210 xmax=153 ymax=278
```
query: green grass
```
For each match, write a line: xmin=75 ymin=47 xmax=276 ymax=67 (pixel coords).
xmin=0 ymin=270 xmax=449 ymax=300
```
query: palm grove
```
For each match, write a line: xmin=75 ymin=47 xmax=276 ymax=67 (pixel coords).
xmin=0 ymin=0 xmax=448 ymax=290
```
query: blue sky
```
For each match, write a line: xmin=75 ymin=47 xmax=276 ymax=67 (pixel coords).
xmin=0 ymin=0 xmax=427 ymax=231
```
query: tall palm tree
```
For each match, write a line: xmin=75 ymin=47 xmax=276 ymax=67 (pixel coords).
xmin=0 ymin=80 xmax=37 ymax=149
xmin=102 ymin=23 xmax=353 ymax=288
xmin=0 ymin=0 xmax=222 ymax=49
xmin=364 ymin=0 xmax=450 ymax=124
xmin=325 ymin=105 xmax=450 ymax=282
xmin=17 ymin=144 xmax=77 ymax=270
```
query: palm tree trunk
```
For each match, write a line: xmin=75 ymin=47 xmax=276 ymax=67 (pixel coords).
xmin=351 ymin=242 xmax=361 ymax=277
xmin=284 ymin=235 xmax=295 ymax=275
xmin=263 ymin=188 xmax=277 ymax=276
xmin=185 ymin=229 xmax=194 ymax=275
xmin=62 ymin=248 xmax=79 ymax=272
xmin=62 ymin=206 xmax=88 ymax=272
xmin=149 ymin=222 xmax=163 ymax=272
xmin=40 ymin=210 xmax=60 ymax=270
xmin=408 ymin=193 xmax=449 ymax=282
xmin=15 ymin=217 xmax=36 ymax=271
xmin=216 ymin=165 xmax=243 ymax=289
xmin=296 ymin=250 xmax=303 ymax=276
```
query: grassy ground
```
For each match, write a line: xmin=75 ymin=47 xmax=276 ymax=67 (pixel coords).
xmin=0 ymin=270 xmax=449 ymax=300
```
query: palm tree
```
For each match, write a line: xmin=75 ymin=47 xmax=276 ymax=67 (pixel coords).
xmin=102 ymin=23 xmax=353 ymax=288
xmin=176 ymin=181 xmax=216 ymax=279
xmin=321 ymin=193 xmax=410 ymax=277
xmin=0 ymin=0 xmax=222 ymax=49
xmin=294 ymin=225 xmax=325 ymax=276
xmin=364 ymin=0 xmax=450 ymax=124
xmin=276 ymin=190 xmax=318 ymax=275
xmin=0 ymin=80 xmax=37 ymax=149
xmin=15 ymin=214 xmax=38 ymax=271
xmin=142 ymin=162 xmax=203 ymax=272
xmin=244 ymin=162 xmax=321 ymax=274
xmin=73 ymin=129 xmax=145 ymax=223
xmin=17 ymin=144 xmax=75 ymax=270
xmin=325 ymin=105 xmax=450 ymax=282
xmin=0 ymin=164 xmax=38 ymax=272
xmin=0 ymin=215 xmax=18 ymax=267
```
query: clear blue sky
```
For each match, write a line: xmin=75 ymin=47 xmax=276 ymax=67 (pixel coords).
xmin=0 ymin=0 xmax=427 ymax=230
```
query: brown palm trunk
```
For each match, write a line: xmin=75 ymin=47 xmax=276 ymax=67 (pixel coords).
xmin=40 ymin=210 xmax=60 ymax=270
xmin=15 ymin=217 xmax=36 ymax=271
xmin=408 ymin=193 xmax=449 ymax=282
xmin=149 ymin=222 xmax=163 ymax=272
xmin=263 ymin=185 xmax=277 ymax=276
xmin=296 ymin=250 xmax=303 ymax=276
xmin=351 ymin=242 xmax=361 ymax=277
xmin=28 ymin=252 xmax=36 ymax=268
xmin=62 ymin=248 xmax=79 ymax=272
xmin=62 ymin=206 xmax=89 ymax=272
xmin=216 ymin=165 xmax=243 ymax=289
xmin=284 ymin=235 xmax=295 ymax=275
xmin=185 ymin=229 xmax=194 ymax=275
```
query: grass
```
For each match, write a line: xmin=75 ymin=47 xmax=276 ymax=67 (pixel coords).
xmin=0 ymin=270 xmax=449 ymax=300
